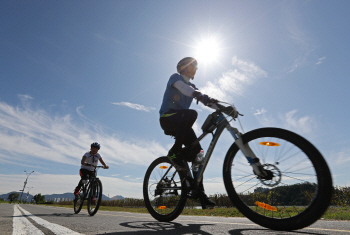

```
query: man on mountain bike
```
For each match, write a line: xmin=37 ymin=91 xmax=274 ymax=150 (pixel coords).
xmin=159 ymin=57 xmax=217 ymax=207
xmin=74 ymin=142 xmax=109 ymax=197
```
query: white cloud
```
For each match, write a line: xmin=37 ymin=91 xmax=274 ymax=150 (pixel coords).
xmin=201 ymin=56 xmax=267 ymax=102
xmin=0 ymin=100 xmax=166 ymax=167
xmin=281 ymin=2 xmax=315 ymax=74
xmin=330 ymin=148 xmax=350 ymax=165
xmin=254 ymin=108 xmax=267 ymax=116
xmin=315 ymin=56 xmax=326 ymax=65
xmin=282 ymin=110 xmax=315 ymax=134
xmin=111 ymin=102 xmax=156 ymax=112
xmin=255 ymin=109 xmax=316 ymax=136
xmin=18 ymin=94 xmax=34 ymax=100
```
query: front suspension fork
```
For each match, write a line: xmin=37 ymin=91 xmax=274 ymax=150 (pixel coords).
xmin=226 ymin=125 xmax=267 ymax=177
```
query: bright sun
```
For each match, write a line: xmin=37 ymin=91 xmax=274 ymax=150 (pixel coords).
xmin=195 ymin=37 xmax=220 ymax=64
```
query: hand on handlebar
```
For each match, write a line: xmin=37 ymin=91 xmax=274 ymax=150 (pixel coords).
xmin=194 ymin=92 xmax=216 ymax=106
xmin=104 ymin=165 xmax=109 ymax=169
xmin=215 ymin=102 xmax=240 ymax=119
xmin=223 ymin=106 xmax=239 ymax=119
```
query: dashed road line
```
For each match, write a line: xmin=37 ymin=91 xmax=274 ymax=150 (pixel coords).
xmin=13 ymin=205 xmax=44 ymax=235
xmin=13 ymin=205 xmax=83 ymax=235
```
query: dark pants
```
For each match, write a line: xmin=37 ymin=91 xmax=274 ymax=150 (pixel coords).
xmin=160 ymin=109 xmax=202 ymax=162
xmin=76 ymin=169 xmax=94 ymax=188
xmin=160 ymin=109 xmax=207 ymax=194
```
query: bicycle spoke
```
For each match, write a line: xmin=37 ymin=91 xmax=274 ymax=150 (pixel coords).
xmin=226 ymin=128 xmax=330 ymax=225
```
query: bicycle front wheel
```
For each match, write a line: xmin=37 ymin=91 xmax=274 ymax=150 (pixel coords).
xmin=223 ymin=128 xmax=332 ymax=231
xmin=143 ymin=156 xmax=187 ymax=222
xmin=73 ymin=188 xmax=84 ymax=214
xmin=87 ymin=179 xmax=102 ymax=216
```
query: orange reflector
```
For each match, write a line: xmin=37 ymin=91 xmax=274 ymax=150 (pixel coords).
xmin=158 ymin=206 xmax=167 ymax=209
xmin=255 ymin=201 xmax=277 ymax=211
xmin=260 ymin=142 xmax=280 ymax=147
xmin=159 ymin=166 xmax=168 ymax=169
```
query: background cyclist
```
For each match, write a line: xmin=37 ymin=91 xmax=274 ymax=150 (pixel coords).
xmin=74 ymin=142 xmax=109 ymax=198
xmin=159 ymin=57 xmax=217 ymax=207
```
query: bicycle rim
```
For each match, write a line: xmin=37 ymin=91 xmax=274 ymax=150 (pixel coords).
xmin=87 ymin=179 xmax=102 ymax=216
xmin=143 ymin=157 xmax=187 ymax=222
xmin=73 ymin=190 xmax=84 ymax=214
xmin=223 ymin=128 xmax=332 ymax=230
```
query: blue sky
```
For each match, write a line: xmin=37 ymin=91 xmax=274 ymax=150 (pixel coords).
xmin=1 ymin=0 xmax=349 ymax=198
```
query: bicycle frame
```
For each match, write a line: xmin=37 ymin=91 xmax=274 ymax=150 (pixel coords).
xmin=82 ymin=167 xmax=102 ymax=199
xmin=189 ymin=111 xmax=265 ymax=187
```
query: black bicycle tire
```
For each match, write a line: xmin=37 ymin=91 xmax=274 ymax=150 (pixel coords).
xmin=143 ymin=156 xmax=187 ymax=222
xmin=73 ymin=190 xmax=84 ymax=214
xmin=87 ymin=178 xmax=103 ymax=216
xmin=223 ymin=127 xmax=333 ymax=231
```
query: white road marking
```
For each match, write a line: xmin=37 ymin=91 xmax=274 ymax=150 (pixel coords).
xmin=13 ymin=205 xmax=83 ymax=235
xmin=13 ymin=205 xmax=44 ymax=235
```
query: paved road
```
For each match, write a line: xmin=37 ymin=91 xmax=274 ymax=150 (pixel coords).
xmin=1 ymin=204 xmax=350 ymax=234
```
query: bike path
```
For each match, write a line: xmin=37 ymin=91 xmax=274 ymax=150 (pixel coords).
xmin=1 ymin=204 xmax=350 ymax=234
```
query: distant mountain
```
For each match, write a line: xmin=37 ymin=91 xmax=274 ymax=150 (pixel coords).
xmin=0 ymin=191 xmax=117 ymax=202
xmin=44 ymin=192 xmax=111 ymax=201
xmin=111 ymin=195 xmax=125 ymax=200
xmin=0 ymin=191 xmax=34 ymax=201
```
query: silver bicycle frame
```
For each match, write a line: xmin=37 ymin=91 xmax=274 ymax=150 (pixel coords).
xmin=191 ymin=112 xmax=264 ymax=186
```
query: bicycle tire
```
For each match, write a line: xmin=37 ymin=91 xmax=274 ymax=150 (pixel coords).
xmin=73 ymin=188 xmax=84 ymax=214
xmin=87 ymin=178 xmax=102 ymax=216
xmin=143 ymin=156 xmax=187 ymax=222
xmin=223 ymin=127 xmax=332 ymax=231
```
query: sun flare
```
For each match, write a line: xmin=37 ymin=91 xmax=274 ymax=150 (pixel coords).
xmin=195 ymin=37 xmax=221 ymax=64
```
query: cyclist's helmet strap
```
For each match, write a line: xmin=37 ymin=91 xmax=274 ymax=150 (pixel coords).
xmin=177 ymin=57 xmax=196 ymax=73
xmin=91 ymin=142 xmax=100 ymax=149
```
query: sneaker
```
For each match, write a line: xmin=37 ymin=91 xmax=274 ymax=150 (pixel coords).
xmin=167 ymin=149 xmax=187 ymax=171
xmin=203 ymin=194 xmax=216 ymax=208
xmin=74 ymin=187 xmax=80 ymax=196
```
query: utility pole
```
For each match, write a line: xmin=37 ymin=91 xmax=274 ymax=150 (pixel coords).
xmin=25 ymin=187 xmax=33 ymax=203
xmin=19 ymin=171 xmax=34 ymax=204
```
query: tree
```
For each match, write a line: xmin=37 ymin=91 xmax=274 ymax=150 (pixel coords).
xmin=34 ymin=193 xmax=46 ymax=204
xmin=8 ymin=193 xmax=19 ymax=203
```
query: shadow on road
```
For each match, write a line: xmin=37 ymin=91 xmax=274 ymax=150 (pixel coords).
xmin=97 ymin=221 xmax=214 ymax=234
xmin=94 ymin=221 xmax=329 ymax=235
xmin=228 ymin=228 xmax=328 ymax=235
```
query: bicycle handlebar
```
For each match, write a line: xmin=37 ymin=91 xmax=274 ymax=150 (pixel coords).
xmin=85 ymin=163 xmax=108 ymax=169
xmin=211 ymin=100 xmax=243 ymax=119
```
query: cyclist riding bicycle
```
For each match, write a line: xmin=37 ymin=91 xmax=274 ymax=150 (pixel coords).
xmin=74 ymin=142 xmax=109 ymax=199
xmin=159 ymin=57 xmax=218 ymax=207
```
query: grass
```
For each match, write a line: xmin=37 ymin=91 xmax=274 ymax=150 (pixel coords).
xmin=3 ymin=198 xmax=350 ymax=220
xmin=323 ymin=207 xmax=350 ymax=220
xmin=35 ymin=202 xmax=350 ymax=220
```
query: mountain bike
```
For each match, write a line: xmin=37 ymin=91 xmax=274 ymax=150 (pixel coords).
xmin=143 ymin=101 xmax=333 ymax=231
xmin=74 ymin=164 xmax=106 ymax=216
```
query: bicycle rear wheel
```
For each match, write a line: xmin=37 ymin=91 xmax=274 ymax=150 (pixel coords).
xmin=87 ymin=179 xmax=102 ymax=216
xmin=143 ymin=156 xmax=187 ymax=222
xmin=223 ymin=128 xmax=332 ymax=231
xmin=73 ymin=188 xmax=84 ymax=214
